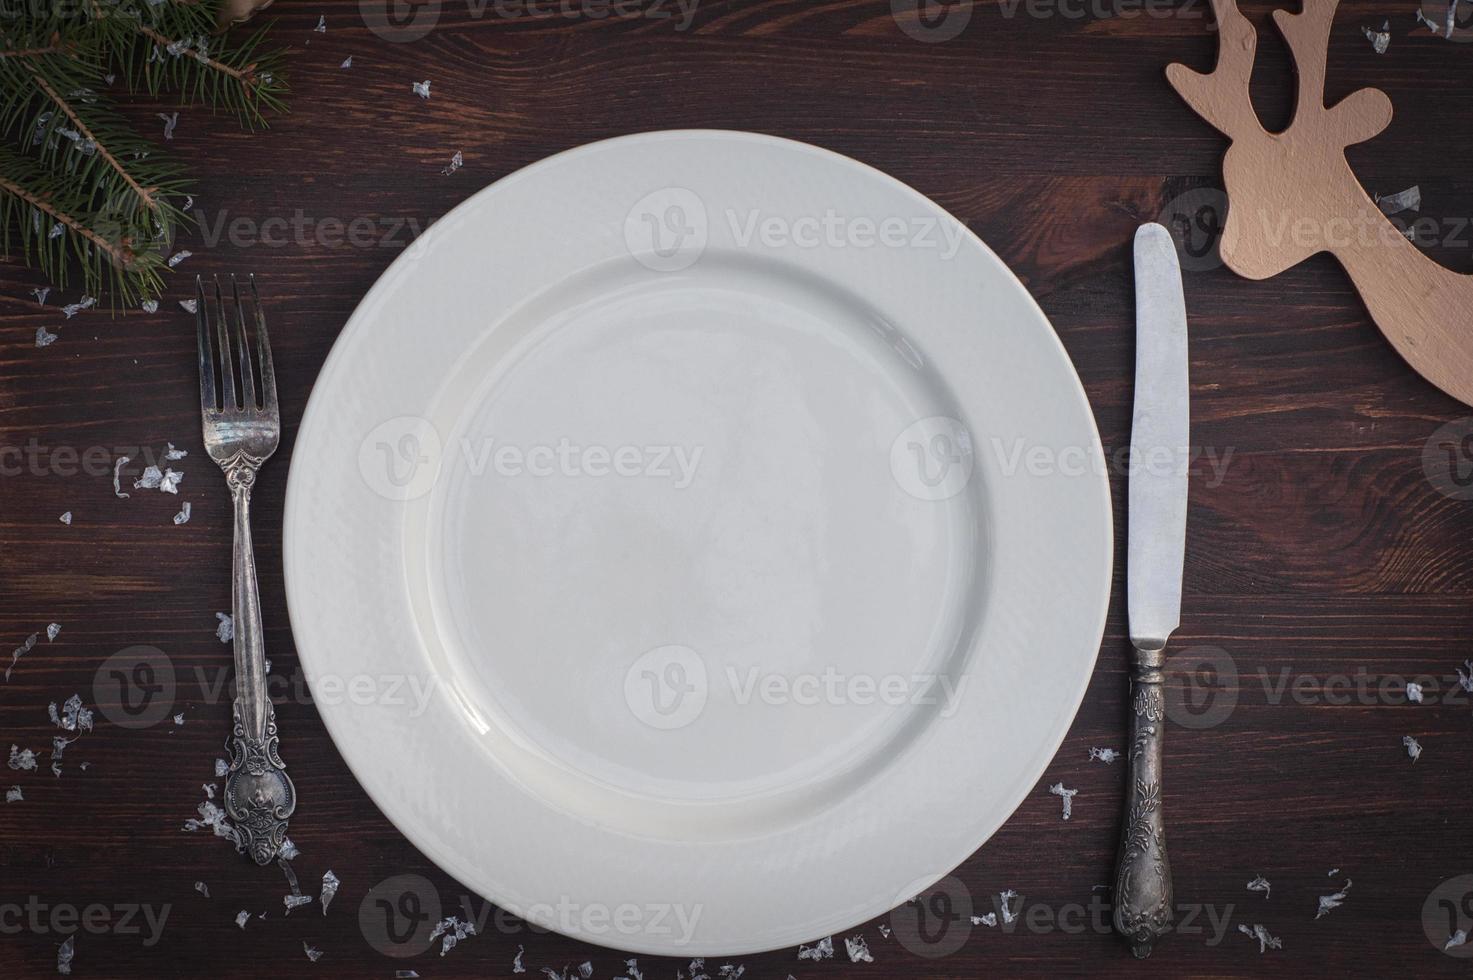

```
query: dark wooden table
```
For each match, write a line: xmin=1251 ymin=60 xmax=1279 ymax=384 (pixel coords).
xmin=5 ymin=1 xmax=1473 ymax=976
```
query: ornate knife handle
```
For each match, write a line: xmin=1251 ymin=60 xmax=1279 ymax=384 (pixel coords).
xmin=1113 ymin=644 xmax=1173 ymax=958
xmin=219 ymin=455 xmax=296 ymax=865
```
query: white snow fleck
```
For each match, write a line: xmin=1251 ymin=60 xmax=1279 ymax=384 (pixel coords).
xmin=512 ymin=946 xmax=525 ymax=973
xmin=843 ymin=935 xmax=872 ymax=963
xmin=1238 ymin=923 xmax=1282 ymax=952
xmin=35 ymin=326 xmax=58 ymax=348
xmin=215 ymin=613 xmax=233 ymax=643
xmin=31 ymin=286 xmax=50 ymax=305
xmin=1406 ymin=682 xmax=1424 ymax=704
xmin=173 ymin=713 xmax=184 ymax=726
xmin=1088 ymin=746 xmax=1120 ymax=764
xmin=1362 ymin=19 xmax=1390 ymax=53
xmin=1247 ymin=876 xmax=1271 ymax=899
xmin=1316 ymin=879 xmax=1350 ymax=919
xmin=182 ymin=799 xmax=236 ymax=841
xmin=428 ymin=916 xmax=476 ymax=955
xmin=159 ymin=468 xmax=184 ymax=493
xmin=179 ymin=299 xmax=198 ymax=314
xmin=971 ymin=912 xmax=998 ymax=926
xmin=413 ymin=79 xmax=431 ymax=99
xmin=340 ymin=56 xmax=352 ymax=69
xmin=195 ymin=881 xmax=209 ymax=898
xmin=58 ymin=512 xmax=72 ymax=525
xmin=578 ymin=964 xmax=593 ymax=979
xmin=321 ymin=870 xmax=340 ymax=915
xmin=8 ymin=745 xmax=38 ymax=771
xmin=314 ymin=14 xmax=326 ymax=31
xmin=1447 ymin=929 xmax=1468 ymax=951
xmin=284 ymin=894 xmax=312 ymax=914
xmin=1376 ymin=186 xmax=1421 ymax=216
xmin=1458 ymin=660 xmax=1473 ymax=693
xmin=7 ymin=633 xmax=38 ymax=681
xmin=167 ymin=250 xmax=192 ymax=268
xmin=279 ymin=837 xmax=300 ymax=860
xmin=142 ymin=299 xmax=159 ymax=314
xmin=1404 ymin=735 xmax=1422 ymax=762
xmin=50 ymin=694 xmax=92 ymax=732
xmin=174 ymin=501 xmax=192 ymax=525
xmin=796 ymin=937 xmax=832 ymax=960
xmin=235 ymin=910 xmax=250 ymax=929
xmin=158 ymin=112 xmax=178 ymax=140
xmin=60 ymin=295 xmax=94 ymax=318
xmin=1049 ymin=781 xmax=1078 ymax=820
xmin=46 ymin=623 xmax=60 ymax=642
xmin=441 ymin=150 xmax=463 ymax=175
xmin=5 ymin=786 xmax=21 ymax=802
xmin=112 ymin=456 xmax=131 ymax=498
xmin=57 ymin=935 xmax=74 ymax=975
xmin=998 ymin=889 xmax=1020 ymax=924
xmin=214 ymin=758 xmax=229 ymax=778
xmin=303 ymin=941 xmax=323 ymax=963
xmin=202 ymin=783 xmax=215 ymax=800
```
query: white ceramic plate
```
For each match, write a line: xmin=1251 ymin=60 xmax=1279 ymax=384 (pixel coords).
xmin=284 ymin=130 xmax=1111 ymax=957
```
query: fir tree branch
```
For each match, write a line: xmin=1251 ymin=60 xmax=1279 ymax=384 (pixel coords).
xmin=0 ymin=171 xmax=137 ymax=270
xmin=24 ymin=66 xmax=162 ymax=212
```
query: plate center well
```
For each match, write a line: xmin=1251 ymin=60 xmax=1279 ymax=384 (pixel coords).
xmin=420 ymin=257 xmax=985 ymax=809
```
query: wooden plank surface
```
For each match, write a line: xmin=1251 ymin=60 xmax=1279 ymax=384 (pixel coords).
xmin=4 ymin=1 xmax=1473 ymax=976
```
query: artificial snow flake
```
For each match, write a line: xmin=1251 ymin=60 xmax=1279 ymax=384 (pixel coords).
xmin=8 ymin=745 xmax=37 ymax=771
xmin=340 ymin=56 xmax=352 ymax=68
xmin=1049 ymin=782 xmax=1078 ymax=820
xmin=182 ymin=799 xmax=235 ymax=841
xmin=4 ymin=786 xmax=21 ymax=802
xmin=173 ymin=713 xmax=185 ymax=726
xmin=47 ymin=222 xmax=63 ymax=240
xmin=174 ymin=502 xmax=192 ymax=525
xmin=158 ymin=112 xmax=178 ymax=139
xmin=215 ymin=758 xmax=229 ymax=778
xmin=167 ymin=250 xmax=192 ymax=268
xmin=413 ymin=79 xmax=431 ymax=99
xmin=31 ymin=286 xmax=50 ymax=305
xmin=216 ymin=613 xmax=233 ymax=643
xmin=179 ymin=298 xmax=198 ymax=314
xmin=314 ymin=14 xmax=326 ymax=31
xmin=843 ymin=936 xmax=873 ymax=963
xmin=972 ymin=912 xmax=998 ymax=926
xmin=1376 ymin=186 xmax=1421 ymax=215
xmin=441 ymin=150 xmax=463 ymax=175
xmin=1362 ymin=20 xmax=1390 ymax=53
xmin=57 ymin=935 xmax=74 ymax=975
xmin=113 ymin=456 xmax=131 ymax=498
xmin=46 ymin=623 xmax=60 ymax=642
xmin=1404 ymin=735 xmax=1422 ymax=762
xmin=1406 ymin=682 xmax=1424 ymax=704
xmin=142 ymin=299 xmax=159 ymax=314
xmin=1088 ymin=746 xmax=1120 ymax=764
xmin=1247 ymin=876 xmax=1271 ymax=899
xmin=35 ymin=326 xmax=58 ymax=348
xmin=50 ymin=694 xmax=92 ymax=732
xmin=235 ymin=910 xmax=250 ymax=929
xmin=1447 ymin=929 xmax=1468 ymax=951
xmin=998 ymin=889 xmax=1020 ymax=924
xmin=58 ymin=512 xmax=71 ymax=525
xmin=1238 ymin=923 xmax=1282 ymax=952
xmin=303 ymin=942 xmax=323 ymax=963
xmin=796 ymin=937 xmax=833 ymax=961
xmin=284 ymin=894 xmax=312 ymax=914
xmin=279 ymin=837 xmax=300 ymax=860
xmin=512 ymin=947 xmax=526 ymax=973
xmin=428 ymin=916 xmax=476 ymax=955
xmin=60 ymin=296 xmax=95 ymax=318
xmin=320 ymin=871 xmax=340 ymax=915
xmin=7 ymin=633 xmax=38 ymax=681
xmin=1316 ymin=879 xmax=1351 ymax=919
xmin=195 ymin=881 xmax=210 ymax=898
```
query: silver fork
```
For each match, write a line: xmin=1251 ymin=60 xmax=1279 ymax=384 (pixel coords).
xmin=196 ymin=274 xmax=296 ymax=866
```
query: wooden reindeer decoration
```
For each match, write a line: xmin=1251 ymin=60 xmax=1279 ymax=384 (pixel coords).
xmin=1169 ymin=0 xmax=1473 ymax=407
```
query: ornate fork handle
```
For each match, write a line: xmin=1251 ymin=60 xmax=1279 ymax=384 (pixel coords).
xmin=1113 ymin=644 xmax=1173 ymax=958
xmin=220 ymin=451 xmax=296 ymax=865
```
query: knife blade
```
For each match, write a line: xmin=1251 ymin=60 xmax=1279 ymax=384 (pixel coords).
xmin=1127 ymin=222 xmax=1190 ymax=651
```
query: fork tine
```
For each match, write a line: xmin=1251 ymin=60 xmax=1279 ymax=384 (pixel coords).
xmin=212 ymin=276 xmax=237 ymax=410
xmin=249 ymin=275 xmax=278 ymax=414
xmin=195 ymin=276 xmax=216 ymax=413
xmin=230 ymin=275 xmax=257 ymax=410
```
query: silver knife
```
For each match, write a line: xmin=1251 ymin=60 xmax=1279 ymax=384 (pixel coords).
xmin=1113 ymin=222 xmax=1189 ymax=959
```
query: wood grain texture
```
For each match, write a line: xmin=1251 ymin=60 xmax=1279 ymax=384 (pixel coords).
xmin=5 ymin=1 xmax=1473 ymax=977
